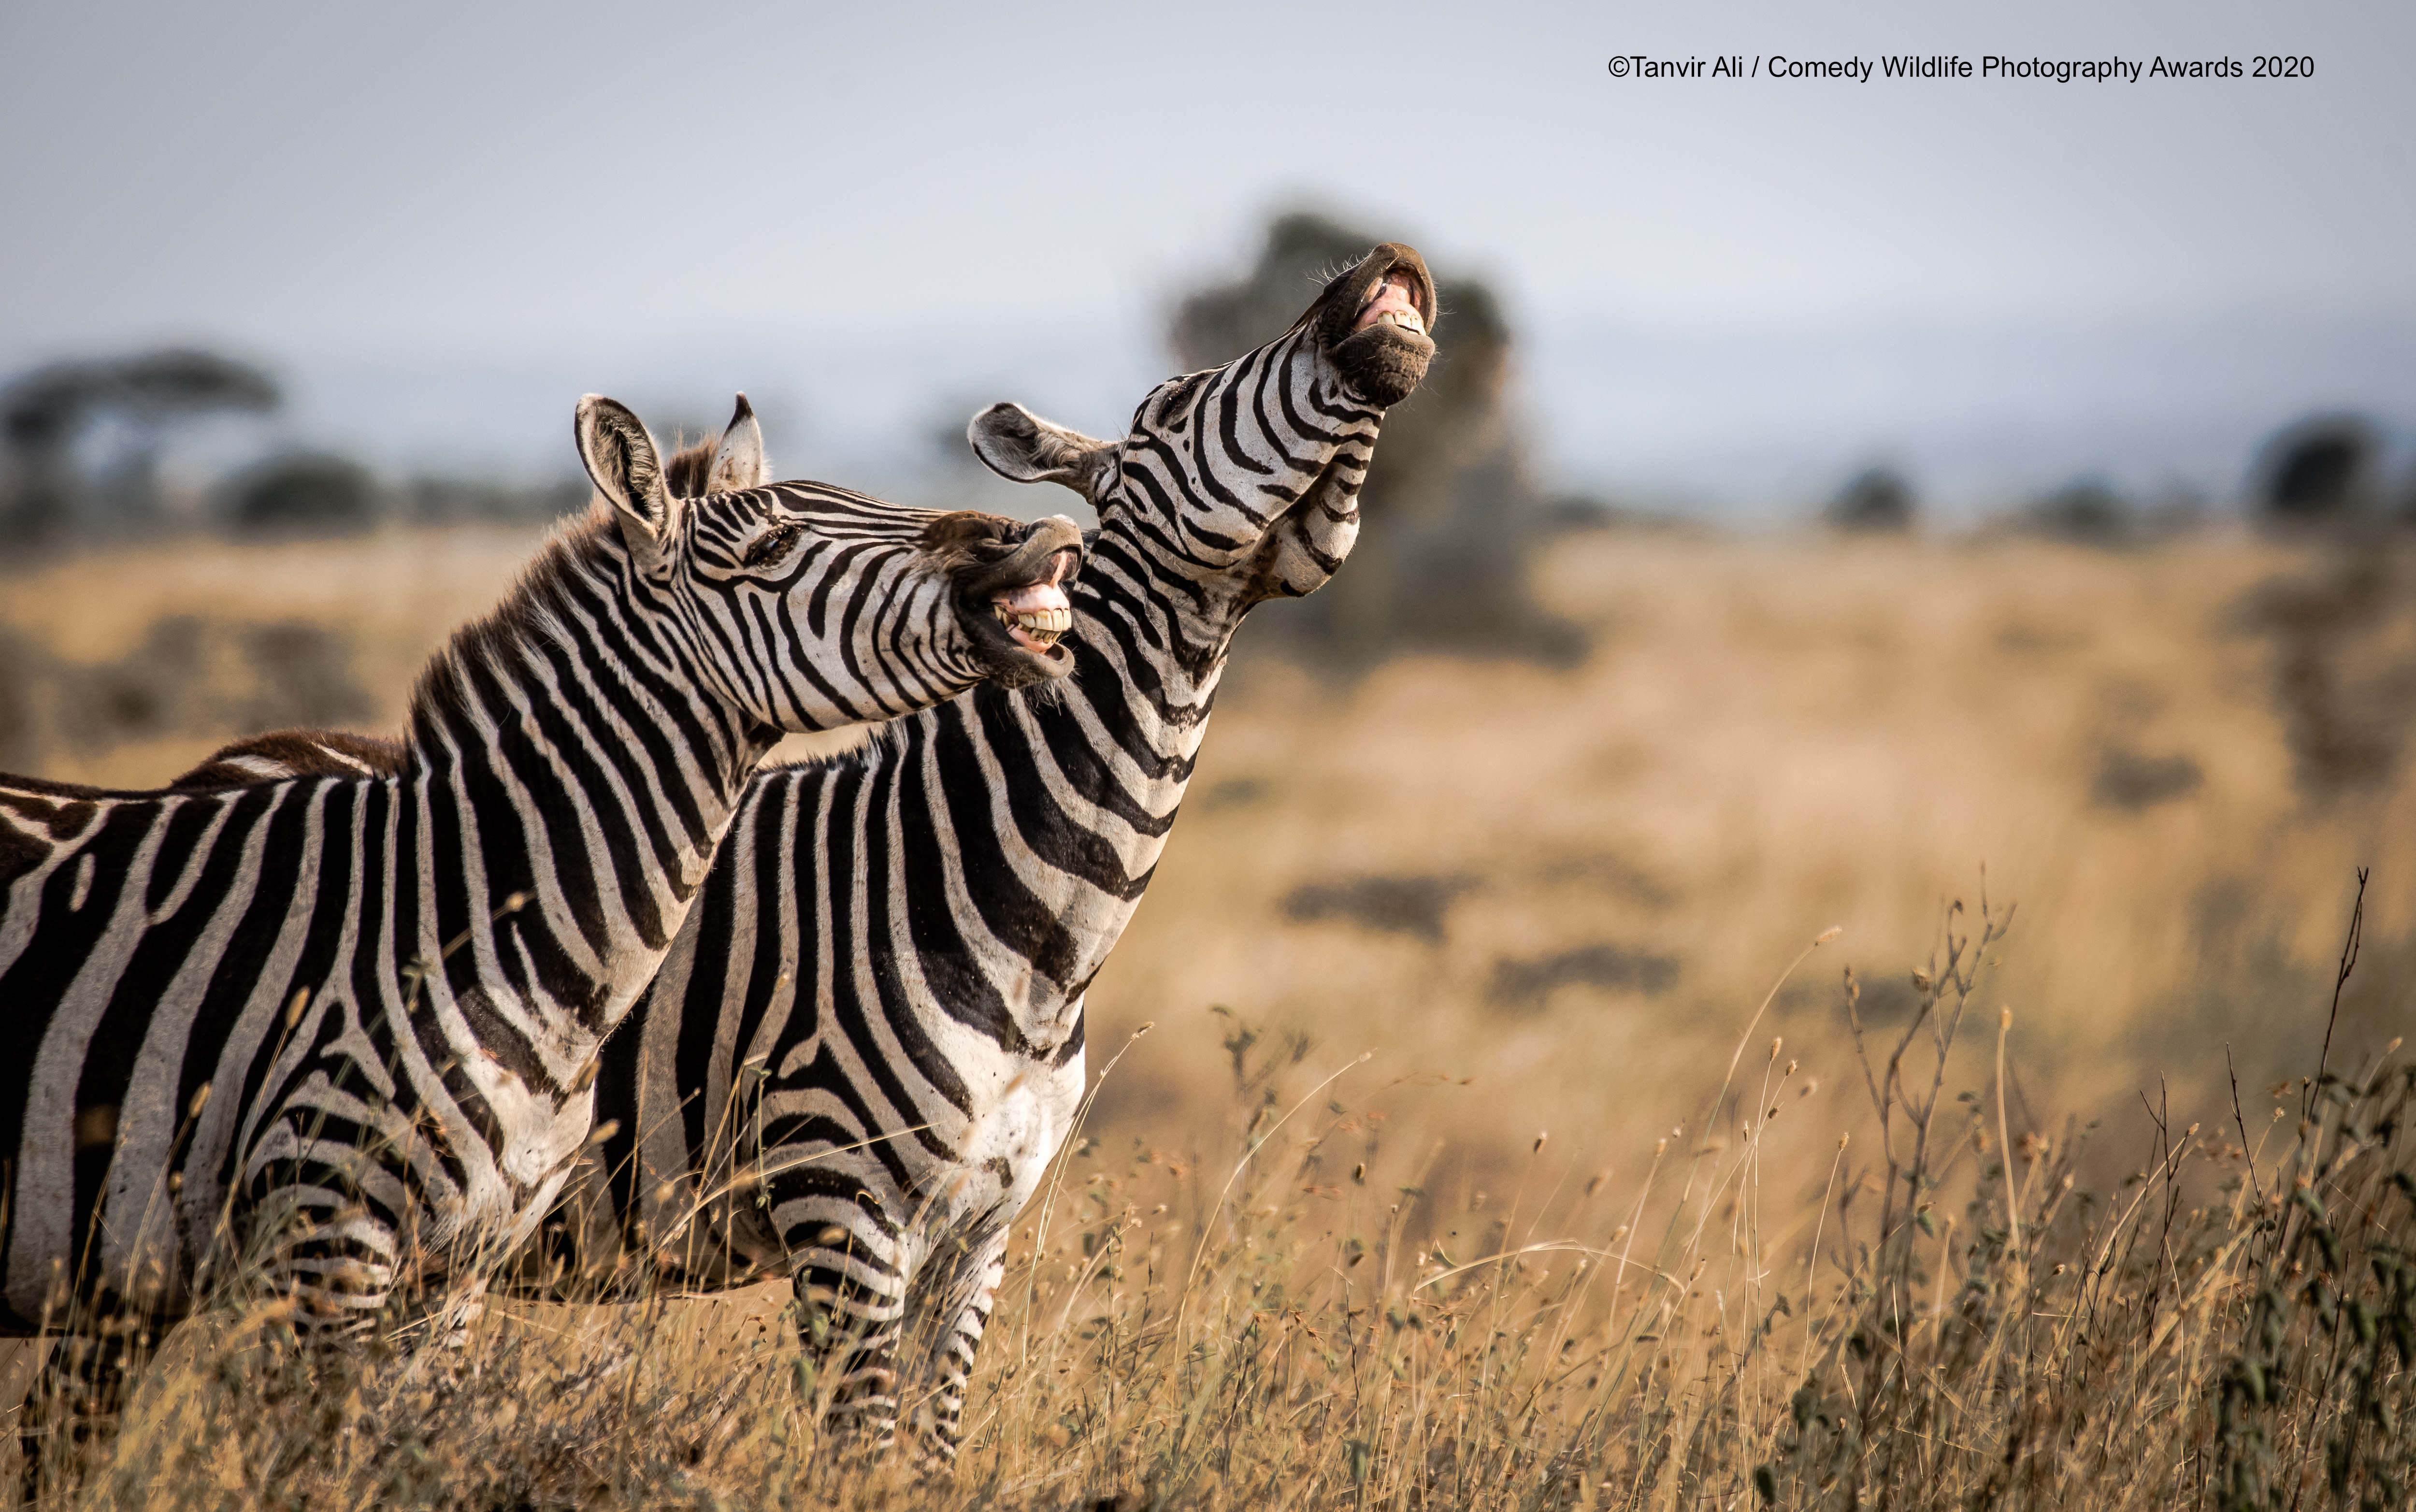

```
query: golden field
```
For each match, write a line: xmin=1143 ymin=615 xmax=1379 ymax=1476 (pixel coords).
xmin=5 ymin=525 xmax=2405 ymax=1167
xmin=0 ymin=523 xmax=2410 ymax=1508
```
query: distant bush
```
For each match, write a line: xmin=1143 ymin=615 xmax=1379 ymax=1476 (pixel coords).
xmin=2241 ymin=544 xmax=2416 ymax=798
xmin=0 ymin=612 xmax=374 ymax=768
xmin=219 ymin=451 xmax=378 ymax=536
xmin=1281 ymin=871 xmax=1476 ymax=943
xmin=2092 ymin=746 xmax=2204 ymax=810
xmin=1487 ymin=939 xmax=1681 ymax=1011
xmin=2252 ymin=413 xmax=2381 ymax=528
xmin=2025 ymin=476 xmax=2137 ymax=545
xmin=1825 ymin=467 xmax=1917 ymax=533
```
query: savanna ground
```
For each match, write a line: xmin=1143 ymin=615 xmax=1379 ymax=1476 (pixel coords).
xmin=0 ymin=523 xmax=2410 ymax=1509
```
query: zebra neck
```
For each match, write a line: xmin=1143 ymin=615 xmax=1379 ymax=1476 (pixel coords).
xmin=1064 ymin=521 xmax=1237 ymax=764
xmin=399 ymin=517 xmax=764 ymax=1032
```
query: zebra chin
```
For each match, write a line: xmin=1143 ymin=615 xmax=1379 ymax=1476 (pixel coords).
xmin=1332 ymin=321 xmax=1436 ymax=408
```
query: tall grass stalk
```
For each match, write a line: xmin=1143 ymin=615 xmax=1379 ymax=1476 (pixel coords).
xmin=19 ymin=899 xmax=2412 ymax=1511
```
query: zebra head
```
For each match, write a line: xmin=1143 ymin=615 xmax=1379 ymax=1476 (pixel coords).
xmin=576 ymin=394 xmax=1083 ymax=734
xmin=964 ymin=243 xmax=1436 ymax=632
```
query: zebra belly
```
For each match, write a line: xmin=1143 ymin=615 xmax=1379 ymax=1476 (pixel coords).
xmin=435 ymin=1079 xmax=598 ymax=1252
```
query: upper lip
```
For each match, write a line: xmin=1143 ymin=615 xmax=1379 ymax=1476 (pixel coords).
xmin=1316 ymin=245 xmax=1438 ymax=356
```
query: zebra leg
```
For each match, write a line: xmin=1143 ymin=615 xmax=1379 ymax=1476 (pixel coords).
xmin=18 ymin=1329 xmax=139 ymax=1501
xmin=899 ymin=1230 xmax=1009 ymax=1466
xmin=232 ymin=1094 xmax=416 ymax=1336
xmin=377 ymin=1274 xmax=492 ymax=1395
xmin=785 ymin=1206 xmax=913 ymax=1452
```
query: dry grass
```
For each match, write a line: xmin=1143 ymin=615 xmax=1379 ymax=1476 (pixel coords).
xmin=3 ymin=525 xmax=2412 ymax=1507
xmin=26 ymin=905 xmax=2416 ymax=1510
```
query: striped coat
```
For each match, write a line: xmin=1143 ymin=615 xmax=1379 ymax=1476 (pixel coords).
xmin=541 ymin=246 xmax=1436 ymax=1451
xmin=0 ymin=395 xmax=1079 ymax=1377
xmin=153 ymin=245 xmax=1437 ymax=1456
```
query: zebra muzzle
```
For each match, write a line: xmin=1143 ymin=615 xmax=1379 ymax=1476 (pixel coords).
xmin=956 ymin=514 xmax=1085 ymax=682
xmin=1321 ymin=245 xmax=1438 ymax=408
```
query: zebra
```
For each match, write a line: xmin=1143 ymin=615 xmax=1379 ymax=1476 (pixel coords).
xmin=0 ymin=391 xmax=1083 ymax=1467
xmin=169 ymin=400 xmax=782 ymax=795
xmin=174 ymin=243 xmax=1440 ymax=1457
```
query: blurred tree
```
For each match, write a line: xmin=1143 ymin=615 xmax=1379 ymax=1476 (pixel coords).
xmin=2026 ymin=476 xmax=2136 ymax=546
xmin=0 ymin=627 xmax=46 ymax=773
xmin=1171 ymin=212 xmax=1582 ymax=669
xmin=1 ymin=348 xmax=280 ymax=542
xmin=218 ymin=450 xmax=377 ymax=536
xmin=2251 ymin=413 xmax=2379 ymax=528
xmin=1824 ymin=466 xmax=1917 ymax=533
xmin=405 ymin=476 xmax=588 ymax=526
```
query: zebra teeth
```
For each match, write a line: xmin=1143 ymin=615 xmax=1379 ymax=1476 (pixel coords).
xmin=1352 ymin=270 xmax=1427 ymax=336
xmin=996 ymin=604 xmax=1072 ymax=650
xmin=989 ymin=576 xmax=1073 ymax=656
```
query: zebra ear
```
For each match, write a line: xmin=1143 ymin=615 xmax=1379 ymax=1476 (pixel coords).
xmin=707 ymin=392 xmax=770 ymax=492
xmin=576 ymin=394 xmax=681 ymax=546
xmin=968 ymin=403 xmax=1117 ymax=504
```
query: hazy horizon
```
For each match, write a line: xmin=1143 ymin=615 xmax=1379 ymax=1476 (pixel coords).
xmin=7 ymin=0 xmax=2412 ymax=516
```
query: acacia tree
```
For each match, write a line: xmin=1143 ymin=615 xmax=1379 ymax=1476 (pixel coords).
xmin=1 ymin=349 xmax=280 ymax=542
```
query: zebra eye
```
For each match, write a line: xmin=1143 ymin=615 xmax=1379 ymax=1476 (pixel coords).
xmin=740 ymin=522 xmax=802 ymax=569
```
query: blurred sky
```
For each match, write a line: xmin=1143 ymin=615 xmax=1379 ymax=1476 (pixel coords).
xmin=4 ymin=0 xmax=2412 ymax=514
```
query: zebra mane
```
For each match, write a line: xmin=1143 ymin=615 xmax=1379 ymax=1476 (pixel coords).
xmin=660 ymin=435 xmax=720 ymax=501
xmin=403 ymin=502 xmax=628 ymax=748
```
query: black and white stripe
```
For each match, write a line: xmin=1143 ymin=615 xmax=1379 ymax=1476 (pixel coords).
xmin=0 ymin=394 xmax=1078 ymax=1445
xmin=540 ymin=247 xmax=1437 ymax=1452
xmin=158 ymin=246 xmax=1438 ymax=1458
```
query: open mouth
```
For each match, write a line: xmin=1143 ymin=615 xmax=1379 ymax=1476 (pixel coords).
xmin=1319 ymin=245 xmax=1438 ymax=408
xmin=1352 ymin=271 xmax=1427 ymax=336
xmin=929 ymin=508 xmax=1086 ymax=687
xmin=991 ymin=565 xmax=1075 ymax=653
